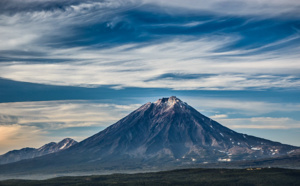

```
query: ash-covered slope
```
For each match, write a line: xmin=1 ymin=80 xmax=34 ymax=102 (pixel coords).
xmin=0 ymin=138 xmax=77 ymax=165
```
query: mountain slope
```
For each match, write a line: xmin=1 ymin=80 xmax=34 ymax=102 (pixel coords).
xmin=0 ymin=97 xmax=298 ymax=176
xmin=0 ymin=138 xmax=77 ymax=165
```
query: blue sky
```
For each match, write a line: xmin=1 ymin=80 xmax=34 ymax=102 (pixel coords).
xmin=0 ymin=0 xmax=300 ymax=154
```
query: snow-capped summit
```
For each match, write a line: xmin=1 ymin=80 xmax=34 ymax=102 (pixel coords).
xmin=58 ymin=138 xmax=77 ymax=150
xmin=38 ymin=138 xmax=77 ymax=154
xmin=154 ymin=96 xmax=181 ymax=104
xmin=155 ymin=96 xmax=186 ymax=107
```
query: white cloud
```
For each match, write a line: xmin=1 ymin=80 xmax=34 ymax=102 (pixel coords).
xmin=183 ymin=97 xmax=300 ymax=115
xmin=211 ymin=114 xmax=228 ymax=119
xmin=0 ymin=0 xmax=300 ymax=90
xmin=0 ymin=124 xmax=46 ymax=154
xmin=216 ymin=117 xmax=300 ymax=129
xmin=0 ymin=100 xmax=142 ymax=154
xmin=0 ymin=101 xmax=141 ymax=128
xmin=0 ymin=0 xmax=130 ymax=51
xmin=143 ymin=0 xmax=300 ymax=17
xmin=0 ymin=1 xmax=299 ymax=91
xmin=0 ymin=37 xmax=299 ymax=90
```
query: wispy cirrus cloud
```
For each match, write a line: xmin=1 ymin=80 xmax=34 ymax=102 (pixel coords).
xmin=217 ymin=117 xmax=300 ymax=129
xmin=0 ymin=100 xmax=141 ymax=154
xmin=143 ymin=0 xmax=300 ymax=17
xmin=0 ymin=38 xmax=300 ymax=90
xmin=0 ymin=0 xmax=299 ymax=91
xmin=0 ymin=101 xmax=141 ymax=129
xmin=2 ymin=0 xmax=300 ymax=17
xmin=183 ymin=97 xmax=300 ymax=116
xmin=0 ymin=124 xmax=46 ymax=154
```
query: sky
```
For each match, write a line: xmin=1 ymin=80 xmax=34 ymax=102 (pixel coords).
xmin=0 ymin=0 xmax=300 ymax=154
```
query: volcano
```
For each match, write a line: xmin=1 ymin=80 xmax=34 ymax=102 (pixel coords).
xmin=70 ymin=96 xmax=296 ymax=162
xmin=0 ymin=96 xmax=298 ymax=176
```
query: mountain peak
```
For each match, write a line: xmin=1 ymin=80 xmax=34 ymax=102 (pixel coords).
xmin=0 ymin=138 xmax=78 ymax=165
xmin=60 ymin=138 xmax=76 ymax=143
xmin=154 ymin=96 xmax=183 ymax=106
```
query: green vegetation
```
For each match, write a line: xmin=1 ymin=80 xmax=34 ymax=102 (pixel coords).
xmin=0 ymin=168 xmax=299 ymax=186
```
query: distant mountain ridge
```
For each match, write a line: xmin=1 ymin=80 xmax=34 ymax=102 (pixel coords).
xmin=0 ymin=138 xmax=77 ymax=165
xmin=0 ymin=97 xmax=298 ymax=176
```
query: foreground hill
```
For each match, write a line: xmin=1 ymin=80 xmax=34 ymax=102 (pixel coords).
xmin=0 ymin=168 xmax=299 ymax=186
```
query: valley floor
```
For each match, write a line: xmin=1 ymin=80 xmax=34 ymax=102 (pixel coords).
xmin=0 ymin=168 xmax=299 ymax=186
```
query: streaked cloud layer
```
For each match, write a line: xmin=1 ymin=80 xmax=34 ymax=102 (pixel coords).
xmin=1 ymin=0 xmax=300 ymax=90
xmin=0 ymin=101 xmax=141 ymax=153
xmin=0 ymin=0 xmax=299 ymax=152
